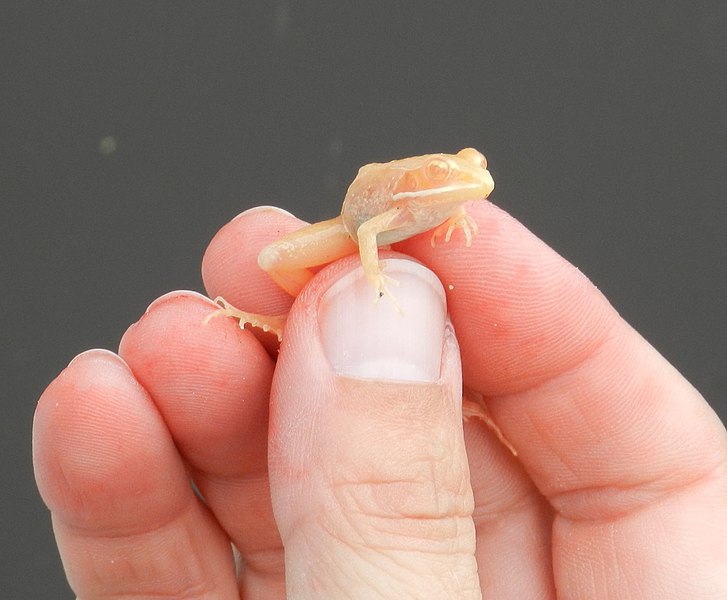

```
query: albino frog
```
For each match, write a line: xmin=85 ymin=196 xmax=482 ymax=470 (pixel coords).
xmin=209 ymin=147 xmax=494 ymax=339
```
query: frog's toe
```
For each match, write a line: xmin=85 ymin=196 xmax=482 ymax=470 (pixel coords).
xmin=375 ymin=274 xmax=401 ymax=312
xmin=430 ymin=213 xmax=479 ymax=247
xmin=203 ymin=297 xmax=285 ymax=341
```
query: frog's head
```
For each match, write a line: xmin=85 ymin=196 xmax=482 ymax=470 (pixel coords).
xmin=391 ymin=148 xmax=494 ymax=206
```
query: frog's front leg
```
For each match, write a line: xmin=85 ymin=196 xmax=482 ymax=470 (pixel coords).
xmin=355 ymin=207 xmax=412 ymax=306
xmin=430 ymin=206 xmax=479 ymax=247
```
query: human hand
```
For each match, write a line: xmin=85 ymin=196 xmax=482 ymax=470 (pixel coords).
xmin=33 ymin=203 xmax=727 ymax=598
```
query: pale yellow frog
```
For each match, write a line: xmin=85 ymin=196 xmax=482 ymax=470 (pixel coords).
xmin=209 ymin=147 xmax=494 ymax=339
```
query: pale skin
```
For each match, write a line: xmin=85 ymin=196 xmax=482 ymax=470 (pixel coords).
xmin=33 ymin=156 xmax=727 ymax=597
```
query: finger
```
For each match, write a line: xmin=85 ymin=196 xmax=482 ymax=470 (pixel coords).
xmin=398 ymin=200 xmax=727 ymax=596
xmin=269 ymin=255 xmax=482 ymax=598
xmin=202 ymin=206 xmax=308 ymax=315
xmin=32 ymin=350 xmax=239 ymax=599
xmin=397 ymin=200 xmax=615 ymax=396
xmin=118 ymin=290 xmax=285 ymax=597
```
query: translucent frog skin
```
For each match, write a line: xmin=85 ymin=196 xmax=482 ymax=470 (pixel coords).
xmin=209 ymin=148 xmax=494 ymax=339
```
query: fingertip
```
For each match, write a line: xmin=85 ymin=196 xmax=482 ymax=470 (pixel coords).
xmin=33 ymin=348 xmax=187 ymax=528
xmin=119 ymin=289 xmax=218 ymax=354
xmin=202 ymin=205 xmax=307 ymax=314
xmin=120 ymin=288 xmax=274 ymax=385
xmin=118 ymin=287 xmax=275 ymax=476
xmin=34 ymin=348 xmax=135 ymax=466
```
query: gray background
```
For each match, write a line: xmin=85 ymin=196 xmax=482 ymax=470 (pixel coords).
xmin=2 ymin=2 xmax=725 ymax=596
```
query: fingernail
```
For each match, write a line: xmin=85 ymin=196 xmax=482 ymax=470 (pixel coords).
xmin=67 ymin=348 xmax=125 ymax=368
xmin=144 ymin=289 xmax=214 ymax=314
xmin=233 ymin=205 xmax=297 ymax=221
xmin=319 ymin=259 xmax=446 ymax=382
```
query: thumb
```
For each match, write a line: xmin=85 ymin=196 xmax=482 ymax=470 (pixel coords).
xmin=268 ymin=254 xmax=481 ymax=598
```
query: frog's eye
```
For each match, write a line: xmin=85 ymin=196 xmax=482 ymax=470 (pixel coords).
xmin=424 ymin=158 xmax=451 ymax=181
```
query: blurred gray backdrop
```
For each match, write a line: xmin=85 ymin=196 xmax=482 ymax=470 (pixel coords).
xmin=2 ymin=2 xmax=725 ymax=596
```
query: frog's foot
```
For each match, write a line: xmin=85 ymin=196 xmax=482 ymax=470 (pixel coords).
xmin=430 ymin=211 xmax=479 ymax=247
xmin=368 ymin=270 xmax=401 ymax=313
xmin=204 ymin=296 xmax=286 ymax=341
xmin=462 ymin=389 xmax=517 ymax=456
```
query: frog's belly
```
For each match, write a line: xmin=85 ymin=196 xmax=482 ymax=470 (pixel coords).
xmin=376 ymin=205 xmax=457 ymax=245
xmin=377 ymin=225 xmax=428 ymax=245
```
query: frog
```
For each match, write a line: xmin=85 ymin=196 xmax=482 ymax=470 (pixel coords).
xmin=207 ymin=147 xmax=494 ymax=340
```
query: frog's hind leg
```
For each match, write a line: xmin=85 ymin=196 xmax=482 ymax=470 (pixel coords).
xmin=462 ymin=387 xmax=517 ymax=456
xmin=204 ymin=297 xmax=287 ymax=342
xmin=258 ymin=216 xmax=359 ymax=296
